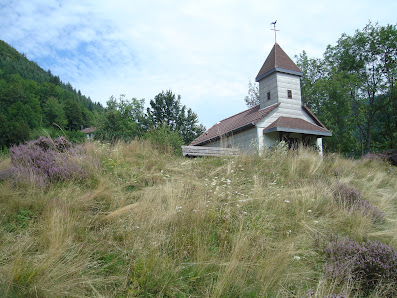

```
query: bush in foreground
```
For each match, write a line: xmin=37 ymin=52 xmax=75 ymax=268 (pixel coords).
xmin=0 ymin=136 xmax=94 ymax=187
xmin=332 ymin=183 xmax=384 ymax=221
xmin=362 ymin=150 xmax=397 ymax=166
xmin=314 ymin=234 xmax=397 ymax=295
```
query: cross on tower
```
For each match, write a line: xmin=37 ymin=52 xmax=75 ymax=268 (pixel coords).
xmin=270 ymin=20 xmax=279 ymax=43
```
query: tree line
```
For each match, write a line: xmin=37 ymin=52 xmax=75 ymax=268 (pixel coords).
xmin=298 ymin=22 xmax=397 ymax=155
xmin=296 ymin=22 xmax=397 ymax=155
xmin=0 ymin=40 xmax=205 ymax=152
xmin=95 ymin=90 xmax=206 ymax=152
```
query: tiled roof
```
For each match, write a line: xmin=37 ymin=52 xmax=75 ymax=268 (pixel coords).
xmin=302 ymin=106 xmax=327 ymax=129
xmin=190 ymin=104 xmax=279 ymax=146
xmin=263 ymin=116 xmax=331 ymax=136
xmin=256 ymin=43 xmax=302 ymax=81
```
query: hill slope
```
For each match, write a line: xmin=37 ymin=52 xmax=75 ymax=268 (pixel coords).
xmin=0 ymin=40 xmax=102 ymax=111
xmin=0 ymin=40 xmax=103 ymax=148
xmin=0 ymin=141 xmax=396 ymax=297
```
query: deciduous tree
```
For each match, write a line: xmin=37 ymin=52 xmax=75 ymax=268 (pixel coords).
xmin=244 ymin=80 xmax=260 ymax=107
xmin=147 ymin=90 xmax=205 ymax=144
xmin=95 ymin=95 xmax=147 ymax=142
xmin=43 ymin=97 xmax=67 ymax=128
xmin=295 ymin=21 xmax=397 ymax=155
xmin=64 ymin=99 xmax=83 ymax=131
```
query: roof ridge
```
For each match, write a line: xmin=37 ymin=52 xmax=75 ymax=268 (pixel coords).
xmin=214 ymin=104 xmax=259 ymax=124
xmin=211 ymin=102 xmax=278 ymax=124
xmin=190 ymin=103 xmax=280 ymax=146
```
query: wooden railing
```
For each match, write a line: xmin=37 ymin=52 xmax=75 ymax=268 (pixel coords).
xmin=181 ymin=146 xmax=239 ymax=157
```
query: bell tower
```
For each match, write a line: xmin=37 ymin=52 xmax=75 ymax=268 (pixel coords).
xmin=255 ymin=43 xmax=303 ymax=114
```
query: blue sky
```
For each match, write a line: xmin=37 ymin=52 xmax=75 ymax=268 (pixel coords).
xmin=1 ymin=0 xmax=396 ymax=128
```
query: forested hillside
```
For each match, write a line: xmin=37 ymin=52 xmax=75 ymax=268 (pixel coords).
xmin=0 ymin=40 xmax=103 ymax=148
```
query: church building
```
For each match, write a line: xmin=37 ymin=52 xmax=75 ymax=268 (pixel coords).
xmin=189 ymin=42 xmax=331 ymax=155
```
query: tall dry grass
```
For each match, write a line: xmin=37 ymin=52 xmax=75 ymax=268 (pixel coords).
xmin=0 ymin=140 xmax=396 ymax=297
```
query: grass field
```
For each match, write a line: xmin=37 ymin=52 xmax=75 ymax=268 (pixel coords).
xmin=0 ymin=140 xmax=396 ymax=297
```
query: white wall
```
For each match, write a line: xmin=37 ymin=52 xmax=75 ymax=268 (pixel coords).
xmin=257 ymin=104 xmax=318 ymax=131
xmin=259 ymin=72 xmax=278 ymax=109
xmin=259 ymin=72 xmax=303 ymax=110
xmin=276 ymin=72 xmax=301 ymax=104
xmin=205 ymin=140 xmax=221 ymax=148
xmin=205 ymin=127 xmax=258 ymax=153
xmin=262 ymin=131 xmax=279 ymax=149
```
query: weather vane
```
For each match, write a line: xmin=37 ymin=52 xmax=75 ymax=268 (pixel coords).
xmin=270 ymin=20 xmax=279 ymax=43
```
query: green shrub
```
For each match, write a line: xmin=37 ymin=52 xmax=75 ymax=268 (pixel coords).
xmin=64 ymin=130 xmax=86 ymax=143
xmin=0 ymin=146 xmax=9 ymax=156
xmin=143 ymin=124 xmax=183 ymax=155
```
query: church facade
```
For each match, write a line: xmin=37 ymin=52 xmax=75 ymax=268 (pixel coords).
xmin=190 ymin=43 xmax=331 ymax=154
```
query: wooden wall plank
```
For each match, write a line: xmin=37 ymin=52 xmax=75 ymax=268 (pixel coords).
xmin=181 ymin=146 xmax=239 ymax=157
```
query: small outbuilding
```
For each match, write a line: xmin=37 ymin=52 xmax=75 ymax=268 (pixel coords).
xmin=81 ymin=127 xmax=97 ymax=140
xmin=189 ymin=42 xmax=331 ymax=155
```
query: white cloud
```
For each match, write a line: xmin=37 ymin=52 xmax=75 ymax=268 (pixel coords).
xmin=1 ymin=0 xmax=396 ymax=127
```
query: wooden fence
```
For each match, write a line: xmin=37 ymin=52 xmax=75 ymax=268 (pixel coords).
xmin=181 ymin=146 xmax=239 ymax=157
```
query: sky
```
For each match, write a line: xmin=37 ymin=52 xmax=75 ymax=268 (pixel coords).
xmin=0 ymin=0 xmax=396 ymax=128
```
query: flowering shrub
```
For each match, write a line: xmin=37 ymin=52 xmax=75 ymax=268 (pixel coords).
xmin=331 ymin=183 xmax=384 ymax=221
xmin=361 ymin=152 xmax=388 ymax=161
xmin=32 ymin=136 xmax=73 ymax=152
xmin=362 ymin=150 xmax=397 ymax=166
xmin=314 ymin=234 xmax=397 ymax=295
xmin=0 ymin=137 xmax=91 ymax=187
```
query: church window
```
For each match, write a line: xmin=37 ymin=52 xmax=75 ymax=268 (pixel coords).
xmin=267 ymin=92 xmax=271 ymax=101
xmin=287 ymin=90 xmax=292 ymax=99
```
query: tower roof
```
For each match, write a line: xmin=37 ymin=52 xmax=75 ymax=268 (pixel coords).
xmin=255 ymin=43 xmax=302 ymax=81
